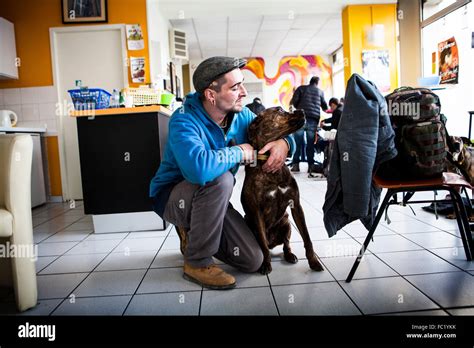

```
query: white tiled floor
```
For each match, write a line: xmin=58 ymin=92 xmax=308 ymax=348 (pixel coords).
xmin=1 ymin=164 xmax=474 ymax=316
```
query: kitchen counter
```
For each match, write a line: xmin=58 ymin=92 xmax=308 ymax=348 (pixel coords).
xmin=69 ymin=105 xmax=172 ymax=117
xmin=0 ymin=127 xmax=46 ymax=133
xmin=72 ymin=106 xmax=170 ymax=233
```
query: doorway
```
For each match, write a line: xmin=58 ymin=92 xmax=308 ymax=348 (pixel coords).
xmin=50 ymin=24 xmax=128 ymax=200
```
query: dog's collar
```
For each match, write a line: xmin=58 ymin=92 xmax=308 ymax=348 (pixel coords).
xmin=257 ymin=154 xmax=269 ymax=161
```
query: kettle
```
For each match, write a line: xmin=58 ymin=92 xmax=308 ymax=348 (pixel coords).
xmin=0 ymin=110 xmax=18 ymax=128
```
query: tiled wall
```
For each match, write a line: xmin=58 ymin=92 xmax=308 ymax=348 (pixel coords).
xmin=0 ymin=86 xmax=58 ymax=133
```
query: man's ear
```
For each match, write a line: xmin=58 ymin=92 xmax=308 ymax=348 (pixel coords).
xmin=203 ymin=89 xmax=216 ymax=105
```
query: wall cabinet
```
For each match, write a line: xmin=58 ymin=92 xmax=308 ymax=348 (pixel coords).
xmin=0 ymin=17 xmax=19 ymax=80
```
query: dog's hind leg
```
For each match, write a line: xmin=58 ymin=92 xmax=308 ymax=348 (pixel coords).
xmin=254 ymin=212 xmax=272 ymax=275
xmin=276 ymin=218 xmax=298 ymax=264
xmin=291 ymin=202 xmax=324 ymax=271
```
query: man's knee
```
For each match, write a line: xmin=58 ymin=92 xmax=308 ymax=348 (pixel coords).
xmin=207 ymin=171 xmax=234 ymax=197
xmin=238 ymin=247 xmax=264 ymax=273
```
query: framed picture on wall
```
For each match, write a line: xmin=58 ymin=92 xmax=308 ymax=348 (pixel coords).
xmin=169 ymin=62 xmax=176 ymax=95
xmin=164 ymin=79 xmax=172 ymax=93
xmin=62 ymin=0 xmax=108 ymax=24
xmin=175 ymin=76 xmax=182 ymax=101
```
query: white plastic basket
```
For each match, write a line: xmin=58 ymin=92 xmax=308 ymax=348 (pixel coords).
xmin=125 ymin=86 xmax=161 ymax=106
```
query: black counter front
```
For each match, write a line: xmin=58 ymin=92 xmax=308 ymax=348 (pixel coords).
xmin=72 ymin=106 xmax=171 ymax=216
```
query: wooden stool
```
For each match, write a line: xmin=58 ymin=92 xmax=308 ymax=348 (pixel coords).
xmin=346 ymin=172 xmax=474 ymax=282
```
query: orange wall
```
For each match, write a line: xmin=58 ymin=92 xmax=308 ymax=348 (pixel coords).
xmin=342 ymin=4 xmax=398 ymax=90
xmin=45 ymin=136 xmax=63 ymax=196
xmin=0 ymin=0 xmax=150 ymax=88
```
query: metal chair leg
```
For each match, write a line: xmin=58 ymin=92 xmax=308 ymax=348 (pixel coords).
xmin=461 ymin=186 xmax=472 ymax=209
xmin=450 ymin=188 xmax=473 ymax=260
xmin=460 ymin=186 xmax=474 ymax=241
xmin=346 ymin=189 xmax=394 ymax=282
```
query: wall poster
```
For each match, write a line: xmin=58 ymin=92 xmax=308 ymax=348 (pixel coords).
xmin=361 ymin=49 xmax=390 ymax=93
xmin=438 ymin=36 xmax=459 ymax=84
xmin=126 ymin=24 xmax=145 ymax=50
xmin=130 ymin=57 xmax=146 ymax=83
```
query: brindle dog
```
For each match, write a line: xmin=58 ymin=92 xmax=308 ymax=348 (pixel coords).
xmin=241 ymin=107 xmax=324 ymax=274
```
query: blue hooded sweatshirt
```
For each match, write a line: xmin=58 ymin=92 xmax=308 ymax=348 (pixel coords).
xmin=149 ymin=92 xmax=295 ymax=217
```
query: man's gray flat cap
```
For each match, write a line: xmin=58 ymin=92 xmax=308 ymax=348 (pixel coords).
xmin=193 ymin=56 xmax=247 ymax=93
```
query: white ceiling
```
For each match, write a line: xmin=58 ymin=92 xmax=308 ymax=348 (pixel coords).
xmin=162 ymin=0 xmax=397 ymax=60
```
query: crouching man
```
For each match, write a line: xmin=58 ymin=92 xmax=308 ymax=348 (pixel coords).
xmin=150 ymin=56 xmax=294 ymax=289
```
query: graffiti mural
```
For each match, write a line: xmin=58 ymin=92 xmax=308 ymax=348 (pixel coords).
xmin=242 ymin=55 xmax=332 ymax=109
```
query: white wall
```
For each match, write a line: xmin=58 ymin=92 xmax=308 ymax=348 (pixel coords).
xmin=0 ymin=86 xmax=57 ymax=133
xmin=146 ymin=0 xmax=183 ymax=97
xmin=421 ymin=3 xmax=474 ymax=137
xmin=331 ymin=47 xmax=345 ymax=100
xmin=399 ymin=0 xmax=422 ymax=87
xmin=146 ymin=0 xmax=171 ymax=81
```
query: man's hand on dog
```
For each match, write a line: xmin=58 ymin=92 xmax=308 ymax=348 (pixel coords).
xmin=238 ymin=143 xmax=255 ymax=164
xmin=259 ymin=139 xmax=289 ymax=173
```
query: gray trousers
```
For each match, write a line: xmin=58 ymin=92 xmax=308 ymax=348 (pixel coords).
xmin=163 ymin=171 xmax=263 ymax=272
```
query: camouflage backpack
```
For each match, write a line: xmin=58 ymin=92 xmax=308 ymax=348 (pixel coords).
xmin=385 ymin=87 xmax=447 ymax=179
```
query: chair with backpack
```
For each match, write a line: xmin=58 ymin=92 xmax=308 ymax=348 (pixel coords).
xmin=346 ymin=87 xmax=474 ymax=282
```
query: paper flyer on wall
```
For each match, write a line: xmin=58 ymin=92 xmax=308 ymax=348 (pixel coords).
xmin=130 ymin=57 xmax=146 ymax=83
xmin=361 ymin=49 xmax=390 ymax=93
xmin=438 ymin=37 xmax=459 ymax=84
xmin=126 ymin=24 xmax=145 ymax=50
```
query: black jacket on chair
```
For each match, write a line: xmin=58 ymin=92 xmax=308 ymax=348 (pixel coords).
xmin=323 ymin=74 xmax=397 ymax=237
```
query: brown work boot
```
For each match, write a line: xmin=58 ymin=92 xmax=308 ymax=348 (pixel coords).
xmin=175 ymin=226 xmax=188 ymax=255
xmin=183 ymin=263 xmax=236 ymax=290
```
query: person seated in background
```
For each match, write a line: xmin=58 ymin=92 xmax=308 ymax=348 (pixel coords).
xmin=245 ymin=97 xmax=266 ymax=115
xmin=321 ymin=97 xmax=343 ymax=131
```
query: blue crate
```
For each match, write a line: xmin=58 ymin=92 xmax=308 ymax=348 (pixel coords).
xmin=68 ymin=88 xmax=111 ymax=110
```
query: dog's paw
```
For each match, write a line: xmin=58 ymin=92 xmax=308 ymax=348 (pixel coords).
xmin=309 ymin=257 xmax=324 ymax=272
xmin=284 ymin=252 xmax=298 ymax=264
xmin=258 ymin=262 xmax=272 ymax=275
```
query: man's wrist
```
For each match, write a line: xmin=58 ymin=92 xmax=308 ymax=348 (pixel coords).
xmin=236 ymin=145 xmax=244 ymax=160
xmin=282 ymin=138 xmax=290 ymax=151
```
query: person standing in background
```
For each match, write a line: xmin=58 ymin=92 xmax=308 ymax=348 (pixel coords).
xmin=289 ymin=76 xmax=328 ymax=173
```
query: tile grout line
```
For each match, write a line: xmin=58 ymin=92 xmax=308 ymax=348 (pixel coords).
xmin=32 ymin=202 xmax=85 ymax=225
xmin=47 ymin=230 xmax=132 ymax=315
xmin=352 ymin=223 xmax=462 ymax=313
xmin=317 ymin=257 xmax=365 ymax=315
xmin=266 ymin=274 xmax=280 ymax=316
xmin=121 ymin=224 xmax=174 ymax=316
xmin=331 ymin=232 xmax=458 ymax=315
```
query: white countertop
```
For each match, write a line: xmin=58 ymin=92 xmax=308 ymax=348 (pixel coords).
xmin=0 ymin=127 xmax=47 ymax=133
